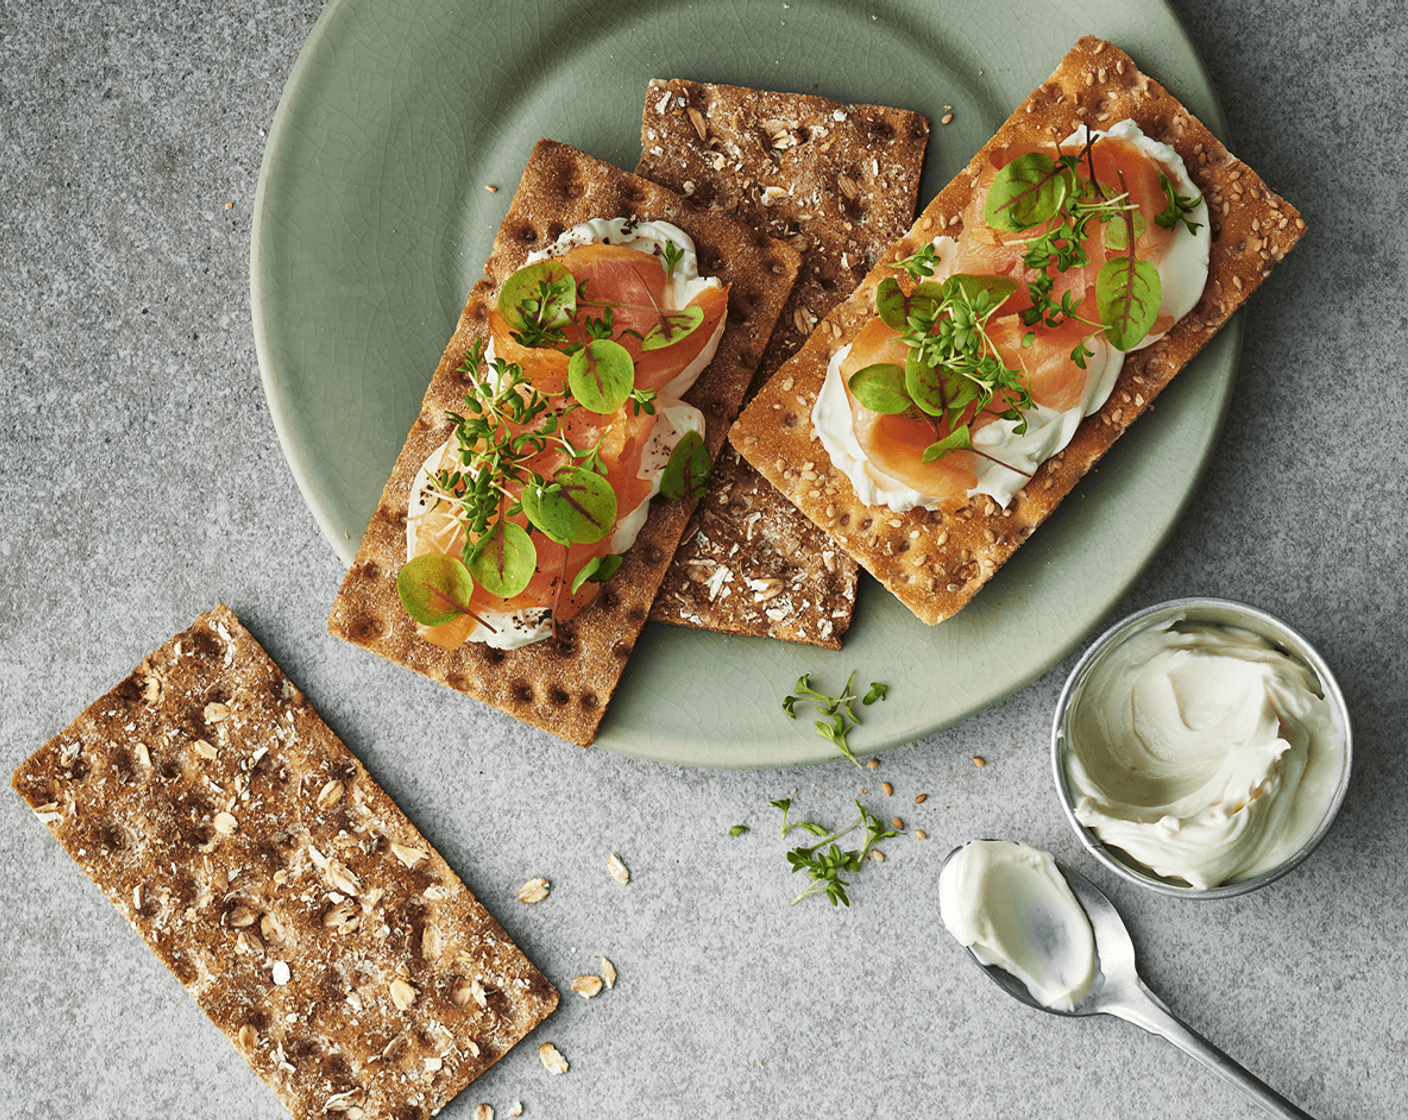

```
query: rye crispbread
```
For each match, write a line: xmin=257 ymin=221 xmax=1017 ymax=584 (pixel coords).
xmin=730 ymin=36 xmax=1306 ymax=625
xmin=329 ymin=139 xmax=800 ymax=744
xmin=637 ymin=81 xmax=930 ymax=647
xmin=11 ymin=606 xmax=558 ymax=1120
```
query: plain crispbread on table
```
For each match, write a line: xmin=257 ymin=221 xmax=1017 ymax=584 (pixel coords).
xmin=11 ymin=605 xmax=558 ymax=1120
xmin=637 ymin=81 xmax=931 ymax=648
xmin=328 ymin=139 xmax=800 ymax=745
xmin=729 ymin=36 xmax=1306 ymax=626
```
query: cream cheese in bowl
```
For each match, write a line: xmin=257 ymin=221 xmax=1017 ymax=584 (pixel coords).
xmin=1053 ymin=599 xmax=1351 ymax=895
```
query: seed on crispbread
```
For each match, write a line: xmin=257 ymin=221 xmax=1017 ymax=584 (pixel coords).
xmin=328 ymin=139 xmax=800 ymax=744
xmin=10 ymin=605 xmax=559 ymax=1120
xmin=638 ymin=81 xmax=930 ymax=647
xmin=730 ymin=37 xmax=1306 ymax=626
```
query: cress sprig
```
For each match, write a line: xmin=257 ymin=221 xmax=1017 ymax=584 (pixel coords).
xmin=770 ymin=797 xmax=900 ymax=907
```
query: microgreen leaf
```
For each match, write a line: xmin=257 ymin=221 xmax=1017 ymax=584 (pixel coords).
xmin=569 ymin=552 xmax=624 ymax=595
xmin=943 ymin=273 xmax=1019 ymax=310
xmin=773 ymin=798 xmax=902 ymax=907
xmin=875 ymin=277 xmax=944 ymax=331
xmin=640 ymin=303 xmax=705 ymax=351
xmin=661 ymin=239 xmax=686 ymax=279
xmin=863 ymin=682 xmax=889 ymax=705
xmin=1155 ymin=172 xmax=1203 ymax=233
xmin=567 ymin=338 xmax=635 ymax=414
xmin=465 ymin=518 xmax=536 ymax=600
xmin=497 ymin=260 xmax=576 ymax=341
xmin=781 ymin=670 xmax=889 ymax=768
xmin=1096 ymin=255 xmax=1162 ymax=351
xmin=396 ymin=554 xmax=476 ymax=627
xmin=659 ymin=429 xmax=711 ymax=500
xmin=847 ymin=362 xmax=911 ymax=415
xmin=887 ymin=243 xmax=940 ymax=282
xmin=521 ymin=465 xmax=618 ymax=545
xmin=728 ymin=825 xmax=749 ymax=837
xmin=984 ymin=151 xmax=1073 ymax=232
xmin=921 ymin=424 xmax=975 ymax=463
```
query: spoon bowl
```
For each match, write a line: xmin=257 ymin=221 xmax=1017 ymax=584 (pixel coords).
xmin=943 ymin=845 xmax=1316 ymax=1118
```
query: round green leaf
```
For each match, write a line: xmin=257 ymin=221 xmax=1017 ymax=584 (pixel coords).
xmin=640 ymin=304 xmax=705 ymax=351
xmin=496 ymin=259 xmax=575 ymax=333
xmin=659 ymin=429 xmax=712 ymax=500
xmin=568 ymin=338 xmax=635 ymax=413
xmin=875 ymin=278 xmax=944 ymax=331
xmin=466 ymin=518 xmax=536 ymax=600
xmin=942 ymin=273 xmax=1019 ymax=312
xmin=983 ymin=151 xmax=1072 ymax=232
xmin=396 ymin=553 xmax=475 ymax=627
xmin=521 ymin=466 xmax=618 ymax=544
xmin=570 ymin=552 xmax=624 ymax=595
xmin=1096 ymin=256 xmax=1162 ymax=351
xmin=847 ymin=363 xmax=911 ymax=414
xmin=1102 ymin=207 xmax=1146 ymax=252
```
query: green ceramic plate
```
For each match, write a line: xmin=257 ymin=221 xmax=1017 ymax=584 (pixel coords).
xmin=252 ymin=0 xmax=1234 ymax=768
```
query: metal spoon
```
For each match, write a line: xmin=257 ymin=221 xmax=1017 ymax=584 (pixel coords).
xmin=945 ymin=848 xmax=1315 ymax=1119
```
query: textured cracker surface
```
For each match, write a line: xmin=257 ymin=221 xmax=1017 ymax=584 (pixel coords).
xmin=329 ymin=140 xmax=800 ymax=744
xmin=637 ymin=81 xmax=930 ymax=647
xmin=730 ymin=36 xmax=1306 ymax=626
xmin=10 ymin=606 xmax=558 ymax=1120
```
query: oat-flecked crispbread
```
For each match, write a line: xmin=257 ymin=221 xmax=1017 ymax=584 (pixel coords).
xmin=11 ymin=606 xmax=558 ymax=1120
xmin=328 ymin=139 xmax=800 ymax=745
xmin=730 ymin=36 xmax=1306 ymax=625
xmin=638 ymin=81 xmax=930 ymax=647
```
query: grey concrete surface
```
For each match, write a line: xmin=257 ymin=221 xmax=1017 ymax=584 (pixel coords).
xmin=3 ymin=1 xmax=1406 ymax=1118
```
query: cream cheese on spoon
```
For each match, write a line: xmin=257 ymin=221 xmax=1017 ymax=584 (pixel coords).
xmin=939 ymin=839 xmax=1098 ymax=1012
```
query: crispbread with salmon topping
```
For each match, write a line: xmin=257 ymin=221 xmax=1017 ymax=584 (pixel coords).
xmin=329 ymin=139 xmax=800 ymax=744
xmin=11 ymin=605 xmax=558 ymax=1120
xmin=637 ymin=81 xmax=929 ymax=647
xmin=729 ymin=36 xmax=1305 ymax=625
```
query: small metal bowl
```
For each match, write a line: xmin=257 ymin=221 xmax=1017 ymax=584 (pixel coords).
xmin=1052 ymin=598 xmax=1352 ymax=898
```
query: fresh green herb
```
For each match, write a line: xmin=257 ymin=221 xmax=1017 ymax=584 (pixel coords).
xmin=396 ymin=553 xmax=490 ymax=630
xmin=728 ymin=825 xmax=750 ymax=837
xmin=862 ymin=682 xmax=889 ymax=705
xmin=658 ymin=429 xmax=712 ymax=500
xmin=661 ymin=239 xmax=686 ymax=280
xmin=769 ymin=798 xmax=900 ymax=906
xmin=888 ymin=242 xmax=940 ymax=283
xmin=1155 ymin=172 xmax=1203 ymax=233
xmin=782 ymin=671 xmax=889 ymax=768
xmin=849 ymin=271 xmax=1033 ymax=473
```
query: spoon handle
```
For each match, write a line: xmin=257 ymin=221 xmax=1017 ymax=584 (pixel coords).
xmin=1103 ymin=979 xmax=1315 ymax=1119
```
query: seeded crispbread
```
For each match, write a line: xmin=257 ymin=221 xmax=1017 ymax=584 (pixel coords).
xmin=730 ymin=36 xmax=1306 ymax=625
xmin=637 ymin=81 xmax=930 ymax=647
xmin=329 ymin=139 xmax=800 ymax=744
xmin=11 ymin=605 xmax=558 ymax=1120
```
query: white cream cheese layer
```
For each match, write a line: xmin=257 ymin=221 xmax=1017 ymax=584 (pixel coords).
xmin=406 ymin=218 xmax=721 ymax=650
xmin=939 ymin=840 xmax=1098 ymax=1012
xmin=1063 ymin=619 xmax=1345 ymax=889
xmin=812 ymin=119 xmax=1209 ymax=514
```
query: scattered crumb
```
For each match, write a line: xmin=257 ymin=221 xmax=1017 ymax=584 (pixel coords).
xmin=224 ymin=201 xmax=234 ymax=210
xmin=915 ymin=793 xmax=928 ymax=804
xmin=915 ymin=829 xmax=928 ymax=840
xmin=600 ymin=957 xmax=617 ymax=989
xmin=486 ymin=184 xmax=498 ymax=193
xmin=865 ymin=758 xmax=880 ymax=770
xmin=517 ymin=877 xmax=550 ymax=903
xmin=871 ymin=850 xmax=886 ymax=862
xmin=607 ymin=852 xmax=630 ymax=884
xmin=882 ymin=782 xmax=894 ymax=796
xmin=891 ymin=817 xmax=903 ymax=830
xmin=538 ymin=1043 xmax=569 ymax=1076
xmin=474 ymin=1105 xmax=494 ymax=1120
xmin=507 ymin=1104 xmax=524 ymax=1118
xmin=571 ymin=975 xmax=603 ymax=999
xmin=941 ymin=112 xmax=954 ymax=125
xmin=973 ymin=756 xmax=986 ymax=768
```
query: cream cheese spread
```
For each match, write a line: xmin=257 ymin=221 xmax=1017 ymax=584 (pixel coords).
xmin=406 ymin=218 xmax=724 ymax=650
xmin=812 ymin=119 xmax=1209 ymax=514
xmin=939 ymin=840 xmax=1098 ymax=1012
xmin=1063 ymin=619 xmax=1345 ymax=889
